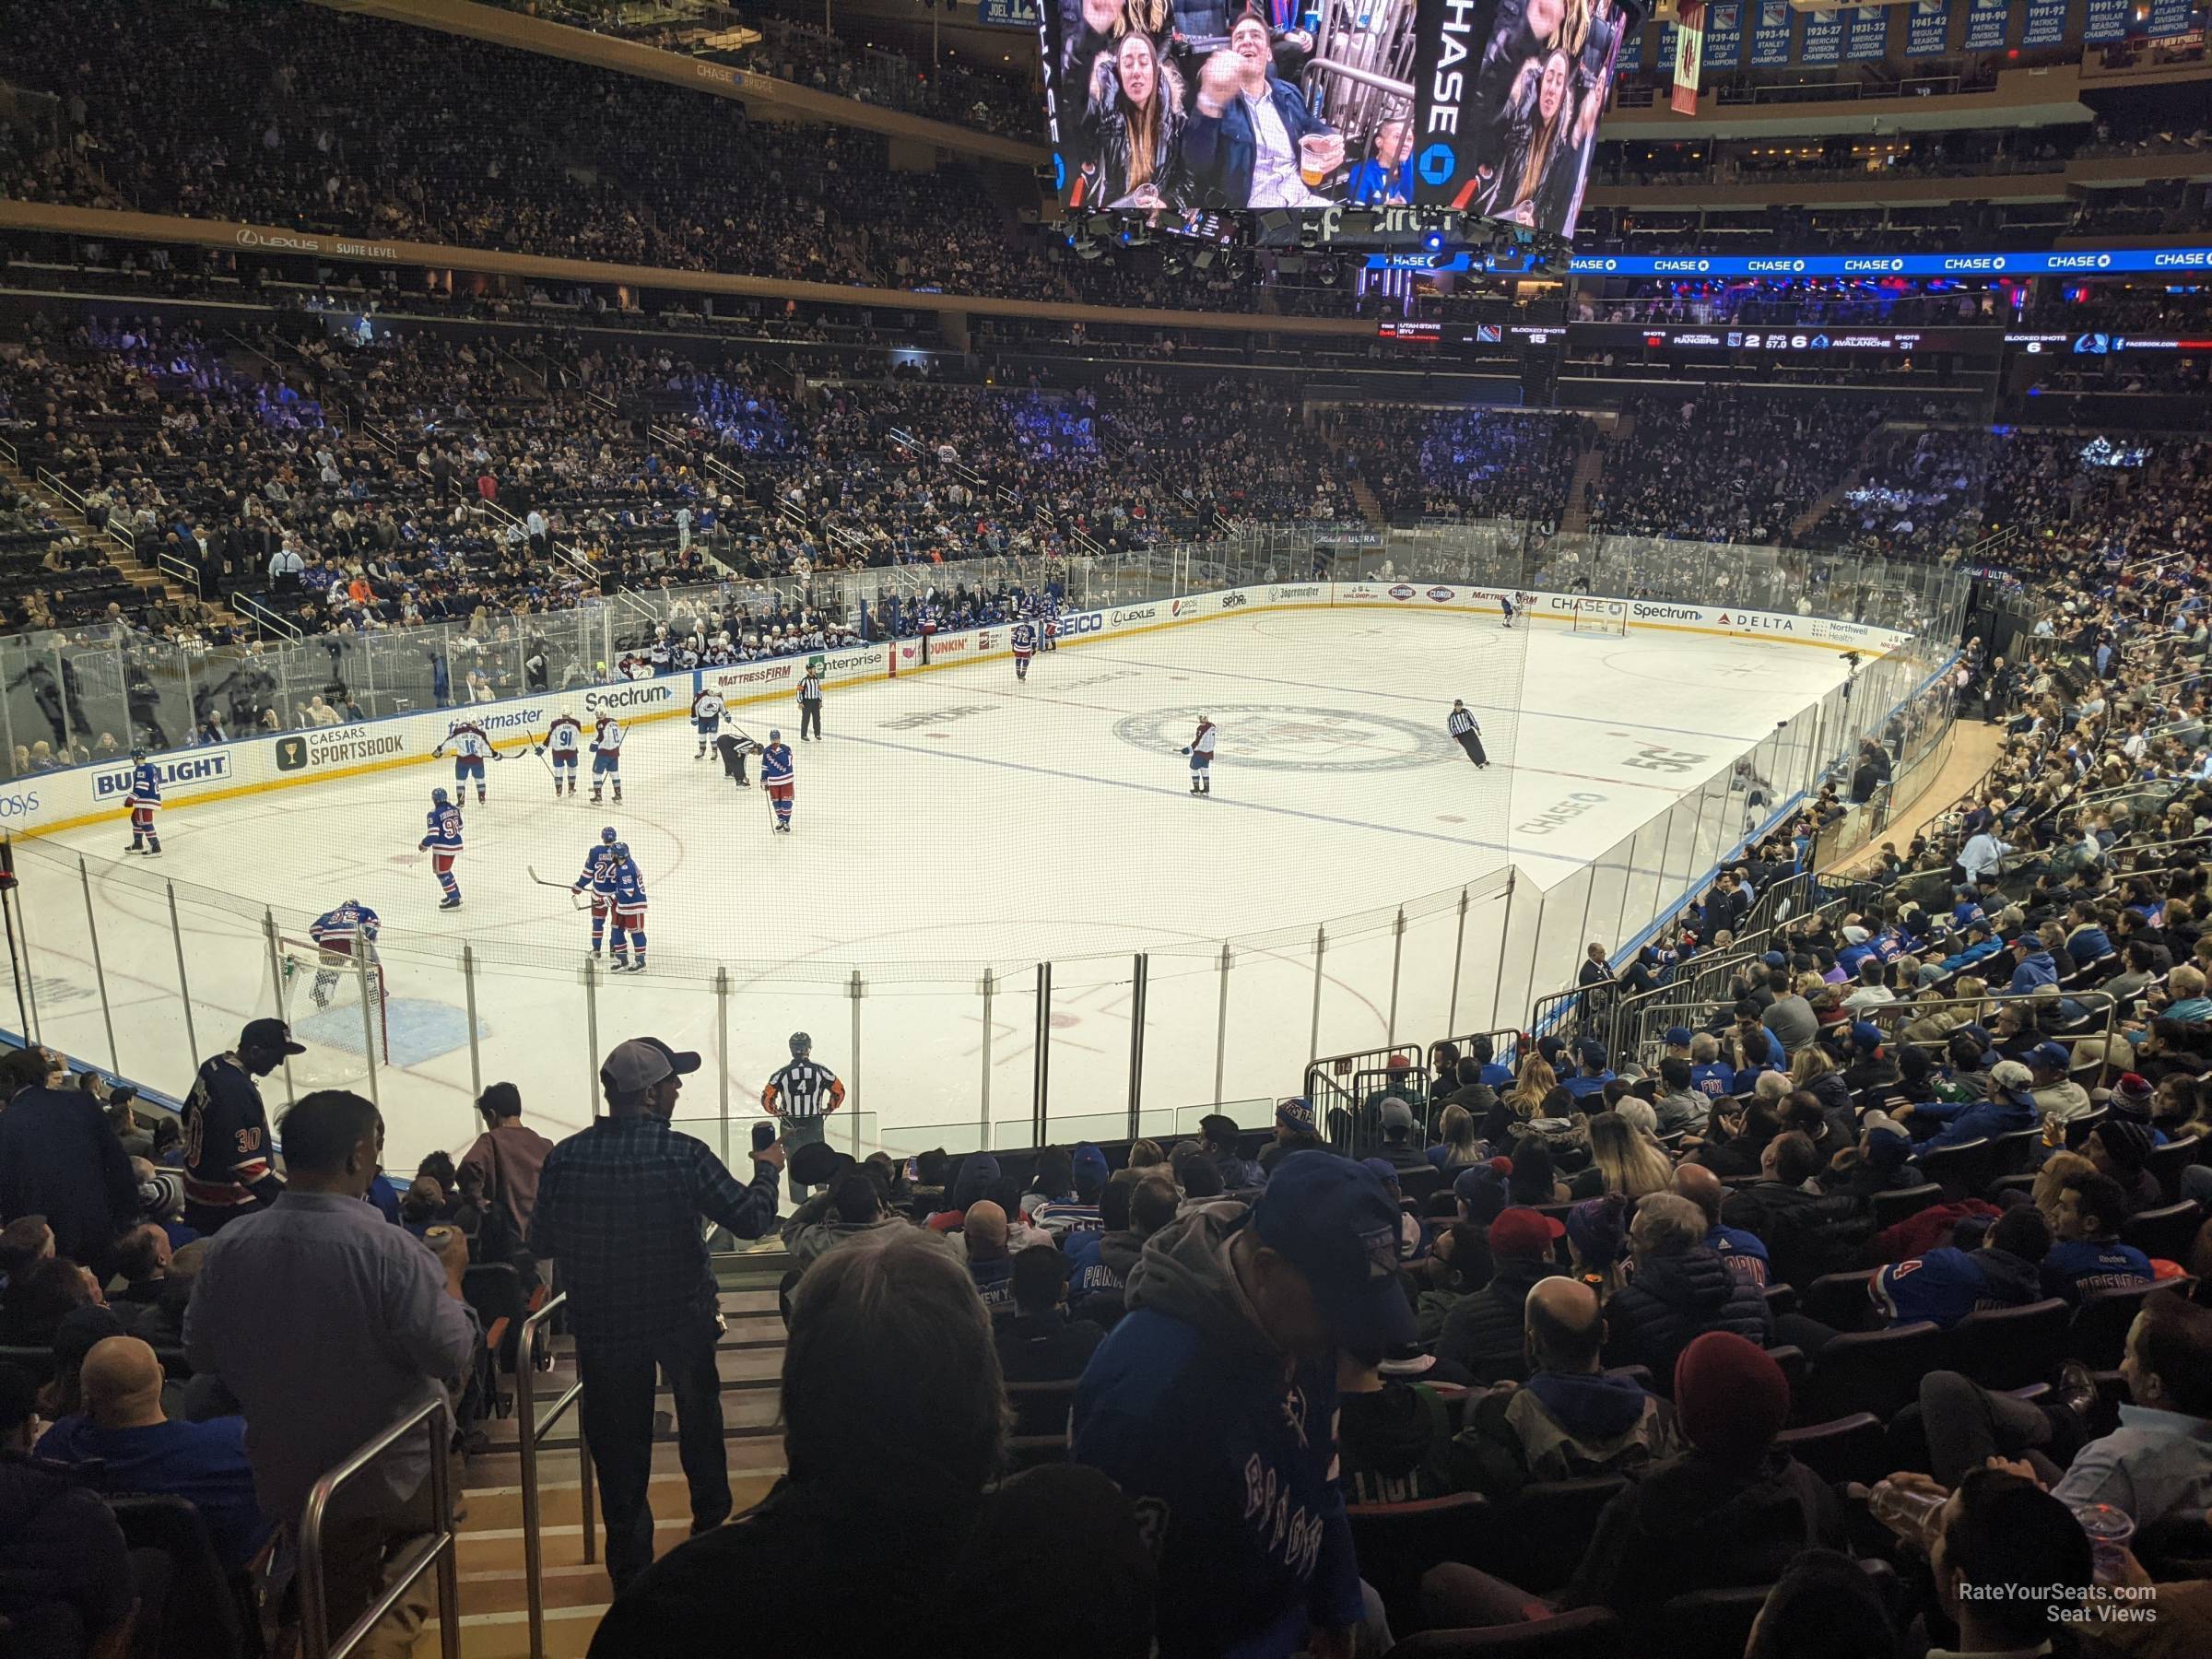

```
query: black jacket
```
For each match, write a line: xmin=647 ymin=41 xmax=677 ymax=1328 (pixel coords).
xmin=1436 ymin=1254 xmax=1564 ymax=1384
xmin=995 ymin=1310 xmax=1104 ymax=1383
xmin=0 ymin=1453 xmax=135 ymax=1646
xmin=1559 ymin=1450 xmax=1849 ymax=1620
xmin=1601 ymin=1249 xmax=1773 ymax=1390
xmin=0 ymin=1086 xmax=138 ymax=1265
xmin=1721 ymin=1182 xmax=1873 ymax=1291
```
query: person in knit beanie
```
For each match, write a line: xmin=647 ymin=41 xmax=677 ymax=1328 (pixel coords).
xmin=1421 ymin=1331 xmax=1847 ymax=1630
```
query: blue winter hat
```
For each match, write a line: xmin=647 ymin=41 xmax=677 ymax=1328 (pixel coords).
xmin=1071 ymin=1143 xmax=1110 ymax=1184
xmin=1864 ymin=1120 xmax=1914 ymax=1173
xmin=1579 ymin=1038 xmax=1609 ymax=1071
xmin=1276 ymin=1097 xmax=1316 ymax=1134
xmin=1761 ymin=951 xmax=1787 ymax=968
xmin=1665 ymin=1027 xmax=1695 ymax=1048
xmin=1253 ymin=1152 xmax=1417 ymax=1354
xmin=1453 ymin=1159 xmax=1512 ymax=1224
xmin=1849 ymin=1021 xmax=1885 ymax=1053
xmin=1360 ymin=1156 xmax=1403 ymax=1190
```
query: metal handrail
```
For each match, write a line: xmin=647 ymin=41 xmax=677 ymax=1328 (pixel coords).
xmin=516 ymin=1290 xmax=594 ymax=1659
xmin=298 ymin=1395 xmax=461 ymax=1659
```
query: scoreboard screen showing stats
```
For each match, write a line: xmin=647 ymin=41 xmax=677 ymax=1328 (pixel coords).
xmin=1039 ymin=0 xmax=1639 ymax=241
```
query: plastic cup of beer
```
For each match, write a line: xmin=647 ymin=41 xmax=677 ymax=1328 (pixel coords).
xmin=1300 ymin=133 xmax=1341 ymax=188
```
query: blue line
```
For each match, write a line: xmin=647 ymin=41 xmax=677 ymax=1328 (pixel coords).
xmin=1080 ymin=645 xmax=1793 ymax=747
xmin=830 ymin=731 xmax=1602 ymax=867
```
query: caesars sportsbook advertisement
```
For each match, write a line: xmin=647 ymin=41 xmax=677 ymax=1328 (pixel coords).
xmin=1038 ymin=0 xmax=1638 ymax=239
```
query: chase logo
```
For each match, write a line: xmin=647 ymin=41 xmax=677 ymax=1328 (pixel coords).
xmin=1417 ymin=143 xmax=1455 ymax=186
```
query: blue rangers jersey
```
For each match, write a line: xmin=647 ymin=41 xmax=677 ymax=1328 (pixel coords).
xmin=612 ymin=859 xmax=648 ymax=912
xmin=421 ymin=804 xmax=465 ymax=853
xmin=576 ymin=844 xmax=621 ymax=894
xmin=760 ymin=742 xmax=794 ymax=785
xmin=310 ymin=901 xmax=381 ymax=947
xmin=1012 ymin=622 xmax=1036 ymax=656
xmin=125 ymin=761 xmax=161 ymax=808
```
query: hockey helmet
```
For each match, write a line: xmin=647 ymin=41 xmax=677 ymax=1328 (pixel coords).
xmin=131 ymin=747 xmax=146 ymax=761
xmin=613 ymin=841 xmax=631 ymax=859
xmin=789 ymin=1030 xmax=812 ymax=1055
xmin=601 ymin=825 xmax=618 ymax=843
xmin=432 ymin=787 xmax=449 ymax=805
xmin=768 ymin=728 xmax=782 ymax=742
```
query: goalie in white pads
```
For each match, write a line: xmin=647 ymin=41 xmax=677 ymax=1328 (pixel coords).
xmin=536 ymin=712 xmax=583 ymax=798
xmin=692 ymin=688 xmax=725 ymax=759
xmin=307 ymin=900 xmax=382 ymax=1007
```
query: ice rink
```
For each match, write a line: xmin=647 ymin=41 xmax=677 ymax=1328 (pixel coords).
xmin=18 ymin=608 xmax=1852 ymax=1164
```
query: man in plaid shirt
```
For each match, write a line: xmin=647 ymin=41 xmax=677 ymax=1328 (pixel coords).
xmin=528 ymin=1037 xmax=786 ymax=1591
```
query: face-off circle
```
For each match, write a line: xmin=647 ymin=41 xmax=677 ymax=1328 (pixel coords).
xmin=1113 ymin=705 xmax=1456 ymax=773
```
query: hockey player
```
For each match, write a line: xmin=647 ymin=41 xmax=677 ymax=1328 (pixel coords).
xmin=647 ymin=626 xmax=672 ymax=673
xmin=1499 ymin=591 xmax=1517 ymax=630
xmin=607 ymin=842 xmax=649 ymax=973
xmin=572 ymin=825 xmax=622 ymax=955
xmin=306 ymin=899 xmax=382 ymax=1008
xmin=419 ymin=787 xmax=465 ymax=909
xmin=1040 ymin=593 xmax=1061 ymax=651
xmin=434 ymin=720 xmax=502 ymax=806
xmin=181 ymin=1017 xmax=304 ymax=1235
xmin=1011 ymin=619 xmax=1036 ymax=682
xmin=761 ymin=728 xmax=795 ymax=833
xmin=1181 ymin=715 xmax=1218 ymax=797
xmin=692 ymin=686 xmax=725 ymax=759
xmin=715 ymin=728 xmax=758 ymax=788
xmin=124 ymin=747 xmax=162 ymax=855
xmin=1509 ymin=590 xmax=1533 ymax=629
xmin=590 ymin=712 xmax=625 ymax=805
xmin=1447 ymin=700 xmax=1488 ymax=769
xmin=537 ymin=712 xmax=583 ymax=798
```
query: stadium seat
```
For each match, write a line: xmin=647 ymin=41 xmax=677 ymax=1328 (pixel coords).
xmin=1653 ymin=1585 xmax=1772 ymax=1659
xmin=1989 ymin=1129 xmax=2046 ymax=1182
xmin=1484 ymin=1478 xmax=1630 ymax=1596
xmin=2062 ymin=1111 xmax=2109 ymax=1151
xmin=2146 ymin=1138 xmax=2206 ymax=1204
xmin=1384 ymin=1606 xmax=1624 ymax=1658
xmin=1946 ymin=1300 xmax=2071 ymax=1391
xmin=2069 ymin=1280 xmax=2191 ymax=1369
xmin=2121 ymin=1201 xmax=2203 ymax=1265
xmin=1798 ymin=1322 xmax=1943 ymax=1423
xmin=1774 ymin=1413 xmax=1888 ymax=1485
xmin=1347 ymin=1492 xmax=1491 ymax=1632
xmin=1399 ymin=1167 xmax=1445 ymax=1207
xmin=1004 ymin=1378 xmax=1080 ymax=1440
xmin=1760 ymin=1283 xmax=1797 ymax=1320
xmin=105 ymin=1492 xmax=256 ymax=1659
xmin=1800 ymin=1270 xmax=1880 ymax=1332
xmin=1871 ymin=1182 xmax=1945 ymax=1229
xmin=1915 ymin=1137 xmax=1996 ymax=1201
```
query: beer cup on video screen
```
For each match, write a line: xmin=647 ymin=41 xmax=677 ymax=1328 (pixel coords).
xmin=1300 ymin=132 xmax=1343 ymax=189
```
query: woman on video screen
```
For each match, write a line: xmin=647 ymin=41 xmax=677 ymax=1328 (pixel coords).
xmin=1484 ymin=49 xmax=1576 ymax=229
xmin=1078 ymin=27 xmax=1189 ymax=208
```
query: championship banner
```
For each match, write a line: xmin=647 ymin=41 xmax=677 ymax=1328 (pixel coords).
xmin=2082 ymin=0 xmax=2127 ymax=39
xmin=1704 ymin=2 xmax=1746 ymax=67
xmin=1751 ymin=0 xmax=1793 ymax=64
xmin=2147 ymin=0 xmax=2193 ymax=32
xmin=1845 ymin=2 xmax=1890 ymax=56
xmin=1801 ymin=6 xmax=1846 ymax=62
xmin=1672 ymin=2 xmax=1705 ymax=112
xmin=1905 ymin=0 xmax=1952 ymax=55
xmin=1620 ymin=14 xmax=1644 ymax=69
xmin=1962 ymin=0 xmax=2011 ymax=48
xmin=974 ymin=0 xmax=1038 ymax=23
xmin=2020 ymin=0 xmax=2068 ymax=47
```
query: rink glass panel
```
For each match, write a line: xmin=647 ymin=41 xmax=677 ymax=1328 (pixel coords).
xmin=1 ymin=534 xmax=1970 ymax=1167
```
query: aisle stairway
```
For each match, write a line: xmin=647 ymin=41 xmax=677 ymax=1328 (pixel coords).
xmin=440 ymin=1247 xmax=794 ymax=1656
xmin=1558 ymin=443 xmax=1606 ymax=535
xmin=0 ymin=451 xmax=240 ymax=626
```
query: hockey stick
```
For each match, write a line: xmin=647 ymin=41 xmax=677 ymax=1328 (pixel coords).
xmin=526 ymin=865 xmax=588 ymax=910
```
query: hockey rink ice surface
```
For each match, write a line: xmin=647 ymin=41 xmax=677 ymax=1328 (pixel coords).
xmin=25 ymin=610 xmax=1852 ymax=1163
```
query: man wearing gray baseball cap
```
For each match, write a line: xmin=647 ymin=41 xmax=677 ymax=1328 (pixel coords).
xmin=528 ymin=1037 xmax=786 ymax=1591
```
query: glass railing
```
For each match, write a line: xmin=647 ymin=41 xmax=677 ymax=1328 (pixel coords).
xmin=4 ymin=523 xmax=1968 ymax=1170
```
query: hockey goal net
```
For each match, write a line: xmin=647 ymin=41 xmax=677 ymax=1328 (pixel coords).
xmin=271 ymin=936 xmax=390 ymax=1077
xmin=1569 ymin=600 xmax=1629 ymax=638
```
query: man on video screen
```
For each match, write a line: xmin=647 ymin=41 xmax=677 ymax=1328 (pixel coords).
xmin=1182 ymin=3 xmax=1341 ymax=207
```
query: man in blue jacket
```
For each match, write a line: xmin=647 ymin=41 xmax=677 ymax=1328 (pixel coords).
xmin=2005 ymin=935 xmax=2058 ymax=995
xmin=1073 ymin=1151 xmax=1409 ymax=1658
xmin=1894 ymin=1061 xmax=2041 ymax=1159
xmin=1182 ymin=6 xmax=1337 ymax=209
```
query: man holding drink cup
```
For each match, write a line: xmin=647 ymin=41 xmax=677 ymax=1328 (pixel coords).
xmin=1183 ymin=2 xmax=1340 ymax=207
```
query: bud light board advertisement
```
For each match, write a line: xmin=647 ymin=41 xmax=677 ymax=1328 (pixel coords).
xmin=1409 ymin=0 xmax=1647 ymax=239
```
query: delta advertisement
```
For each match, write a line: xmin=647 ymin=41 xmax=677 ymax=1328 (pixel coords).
xmin=0 ymin=584 xmax=1905 ymax=840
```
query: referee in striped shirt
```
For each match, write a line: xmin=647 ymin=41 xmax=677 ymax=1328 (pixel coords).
xmin=1448 ymin=700 xmax=1488 ymax=769
xmin=796 ymin=667 xmax=824 ymax=740
xmin=762 ymin=1030 xmax=845 ymax=1177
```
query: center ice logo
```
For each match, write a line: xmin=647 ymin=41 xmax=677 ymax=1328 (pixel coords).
xmin=1112 ymin=705 xmax=1453 ymax=773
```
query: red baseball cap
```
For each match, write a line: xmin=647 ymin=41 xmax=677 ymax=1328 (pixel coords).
xmin=1488 ymin=1206 xmax=1566 ymax=1255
